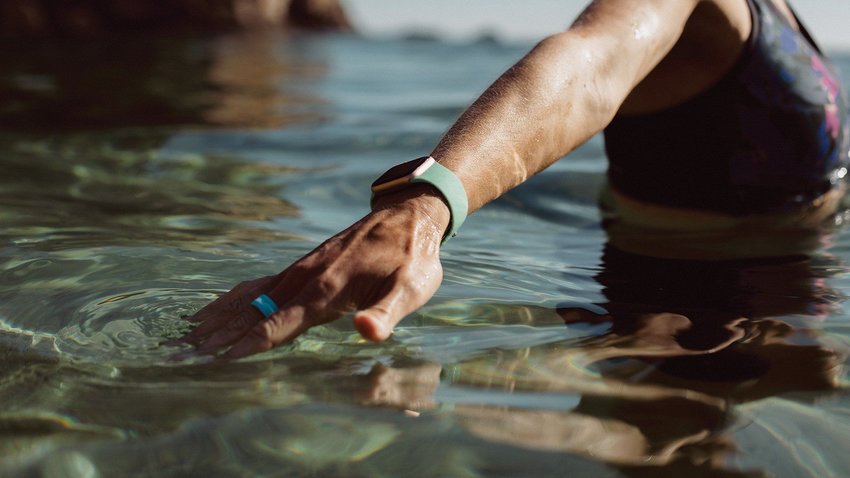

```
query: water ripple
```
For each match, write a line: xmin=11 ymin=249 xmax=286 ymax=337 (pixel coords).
xmin=55 ymin=288 xmax=219 ymax=363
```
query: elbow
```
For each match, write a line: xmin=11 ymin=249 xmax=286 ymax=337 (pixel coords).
xmin=586 ymin=66 xmax=629 ymax=126
xmin=532 ymin=32 xmax=626 ymax=126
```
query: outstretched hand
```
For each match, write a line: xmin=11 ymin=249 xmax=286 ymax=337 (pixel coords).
xmin=181 ymin=189 xmax=451 ymax=359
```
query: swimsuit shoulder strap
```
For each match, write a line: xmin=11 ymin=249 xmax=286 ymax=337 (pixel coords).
xmin=751 ymin=0 xmax=824 ymax=54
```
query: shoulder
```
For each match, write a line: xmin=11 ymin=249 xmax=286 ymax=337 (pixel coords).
xmin=617 ymin=0 xmax=753 ymax=114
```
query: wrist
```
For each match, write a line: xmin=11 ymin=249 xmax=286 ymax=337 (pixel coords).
xmin=371 ymin=184 xmax=451 ymax=242
xmin=370 ymin=157 xmax=468 ymax=243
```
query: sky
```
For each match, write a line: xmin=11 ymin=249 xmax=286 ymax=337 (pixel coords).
xmin=343 ymin=0 xmax=850 ymax=52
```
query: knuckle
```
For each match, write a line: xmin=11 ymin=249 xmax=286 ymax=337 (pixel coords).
xmin=227 ymin=294 xmax=250 ymax=313
xmin=233 ymin=280 xmax=256 ymax=294
xmin=286 ymin=261 xmax=313 ymax=277
xmin=364 ymin=222 xmax=391 ymax=242
xmin=312 ymin=273 xmax=342 ymax=297
xmin=370 ymin=304 xmax=391 ymax=318
xmin=393 ymin=269 xmax=423 ymax=297
xmin=302 ymin=298 xmax=335 ymax=323
xmin=394 ymin=268 xmax=416 ymax=286
xmin=323 ymin=235 xmax=343 ymax=249
xmin=225 ymin=314 xmax=254 ymax=332
xmin=247 ymin=320 xmax=277 ymax=347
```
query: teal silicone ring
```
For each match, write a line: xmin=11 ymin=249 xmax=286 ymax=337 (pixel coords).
xmin=251 ymin=294 xmax=278 ymax=318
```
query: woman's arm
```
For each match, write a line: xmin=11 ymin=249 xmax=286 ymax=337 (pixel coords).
xmin=184 ymin=0 xmax=726 ymax=358
xmin=434 ymin=0 xmax=704 ymax=212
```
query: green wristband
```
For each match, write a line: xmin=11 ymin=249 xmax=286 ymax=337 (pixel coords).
xmin=411 ymin=161 xmax=468 ymax=244
xmin=371 ymin=156 xmax=468 ymax=244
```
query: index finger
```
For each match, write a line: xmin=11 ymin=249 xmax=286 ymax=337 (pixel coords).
xmin=222 ymin=279 xmax=342 ymax=359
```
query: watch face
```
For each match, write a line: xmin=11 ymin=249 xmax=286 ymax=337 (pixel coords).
xmin=371 ymin=156 xmax=434 ymax=192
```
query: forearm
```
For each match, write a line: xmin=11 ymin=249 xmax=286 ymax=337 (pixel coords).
xmin=432 ymin=0 xmax=698 ymax=213
xmin=430 ymin=34 xmax=618 ymax=212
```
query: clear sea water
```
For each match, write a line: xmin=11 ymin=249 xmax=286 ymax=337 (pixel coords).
xmin=1 ymin=32 xmax=850 ymax=477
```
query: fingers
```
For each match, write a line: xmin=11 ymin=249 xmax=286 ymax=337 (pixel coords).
xmin=182 ymin=275 xmax=274 ymax=342
xmin=181 ymin=291 xmax=259 ymax=346
xmin=213 ymin=274 xmax=339 ymax=358
xmin=224 ymin=276 xmax=422 ymax=359
xmin=223 ymin=305 xmax=312 ymax=359
xmin=185 ymin=269 xmax=340 ymax=359
xmin=187 ymin=290 xmax=303 ymax=357
xmin=180 ymin=268 xmax=309 ymax=348
xmin=188 ymin=283 xmax=300 ymax=352
xmin=187 ymin=301 xmax=217 ymax=323
xmin=224 ymin=268 xmax=432 ymax=358
xmin=183 ymin=248 xmax=441 ymax=359
xmin=213 ymin=274 xmax=337 ymax=356
xmin=195 ymin=309 xmax=264 ymax=353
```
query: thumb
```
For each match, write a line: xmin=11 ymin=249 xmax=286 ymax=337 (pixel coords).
xmin=353 ymin=306 xmax=395 ymax=342
xmin=354 ymin=283 xmax=428 ymax=342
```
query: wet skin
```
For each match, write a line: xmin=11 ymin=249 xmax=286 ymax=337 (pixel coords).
xmin=183 ymin=0 xmax=831 ymax=358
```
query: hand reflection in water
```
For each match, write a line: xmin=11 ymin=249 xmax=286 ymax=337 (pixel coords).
xmin=356 ymin=244 xmax=846 ymax=471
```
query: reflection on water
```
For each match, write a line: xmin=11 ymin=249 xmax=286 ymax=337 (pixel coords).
xmin=0 ymin=134 xmax=301 ymax=252
xmin=368 ymin=244 xmax=849 ymax=475
xmin=0 ymin=33 xmax=325 ymax=131
xmin=0 ymin=32 xmax=326 ymax=253
xmin=1 ymin=32 xmax=849 ymax=477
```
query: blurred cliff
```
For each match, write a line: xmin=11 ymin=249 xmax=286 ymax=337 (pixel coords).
xmin=0 ymin=0 xmax=351 ymax=38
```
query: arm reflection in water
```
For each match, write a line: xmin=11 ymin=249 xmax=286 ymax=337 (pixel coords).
xmin=356 ymin=238 xmax=847 ymax=471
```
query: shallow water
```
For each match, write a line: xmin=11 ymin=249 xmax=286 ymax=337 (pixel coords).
xmin=1 ymin=32 xmax=850 ymax=477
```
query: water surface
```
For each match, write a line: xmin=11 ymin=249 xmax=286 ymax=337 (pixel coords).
xmin=1 ymin=33 xmax=849 ymax=477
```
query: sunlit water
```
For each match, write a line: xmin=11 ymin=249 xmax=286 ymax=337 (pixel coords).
xmin=1 ymin=33 xmax=850 ymax=477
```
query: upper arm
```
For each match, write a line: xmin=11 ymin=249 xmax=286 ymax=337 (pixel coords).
xmin=554 ymin=0 xmax=752 ymax=113
xmin=566 ymin=0 xmax=702 ymax=90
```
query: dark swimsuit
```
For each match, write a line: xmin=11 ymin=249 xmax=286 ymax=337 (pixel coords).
xmin=603 ymin=0 xmax=850 ymax=215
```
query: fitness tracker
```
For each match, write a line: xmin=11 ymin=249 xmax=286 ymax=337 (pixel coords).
xmin=370 ymin=156 xmax=468 ymax=244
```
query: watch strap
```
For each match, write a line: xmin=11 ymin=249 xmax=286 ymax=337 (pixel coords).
xmin=410 ymin=160 xmax=468 ymax=244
